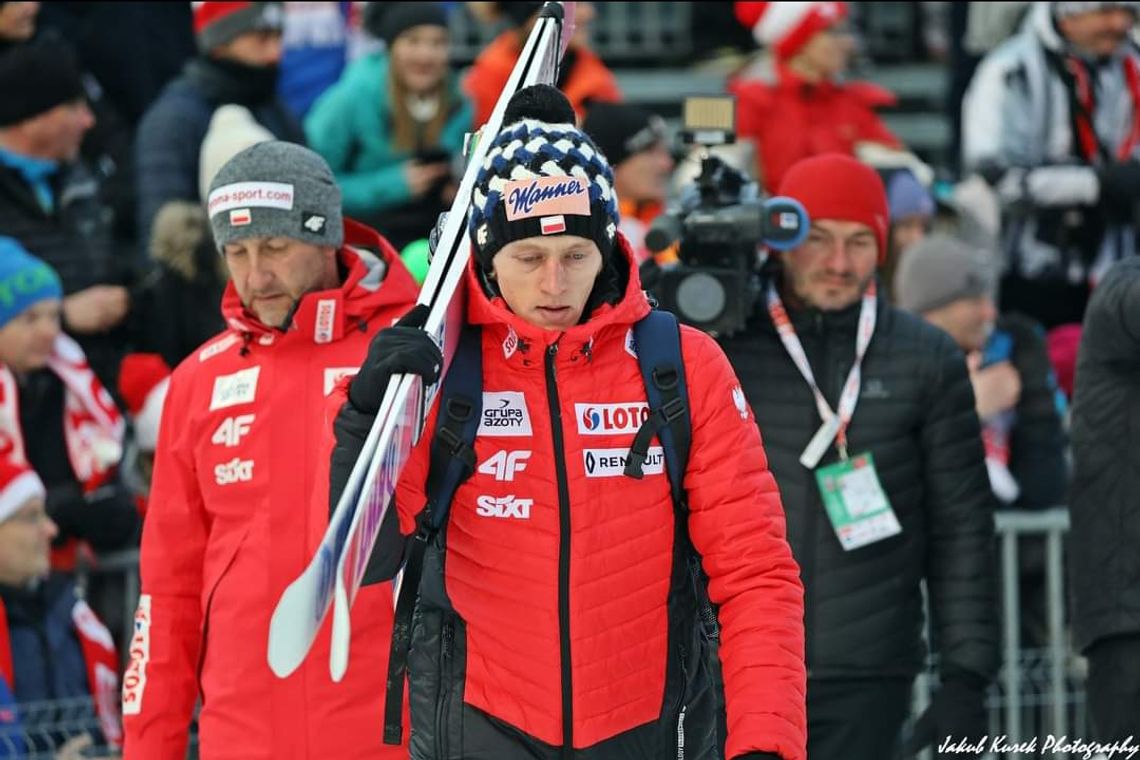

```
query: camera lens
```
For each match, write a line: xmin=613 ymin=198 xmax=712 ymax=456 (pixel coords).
xmin=675 ymin=272 xmax=726 ymax=324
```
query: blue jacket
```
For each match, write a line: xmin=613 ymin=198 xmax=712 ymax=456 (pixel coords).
xmin=135 ymin=57 xmax=305 ymax=244
xmin=305 ymin=52 xmax=472 ymax=218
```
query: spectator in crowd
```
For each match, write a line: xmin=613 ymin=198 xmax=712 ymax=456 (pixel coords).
xmin=465 ymin=2 xmax=621 ymax=126
xmin=729 ymin=2 xmax=905 ymax=193
xmin=122 ymin=142 xmax=418 ymax=760
xmin=720 ymin=154 xmax=999 ymax=759
xmin=582 ymin=101 xmax=676 ymax=266
xmin=0 ymin=36 xmax=131 ymax=390
xmin=962 ymin=1 xmax=1140 ymax=329
xmin=333 ymin=84 xmax=805 ymax=760
xmin=278 ymin=0 xmax=355 ymax=120
xmin=896 ymin=234 xmax=1067 ymax=509
xmin=116 ymin=353 xmax=171 ymax=506
xmin=1069 ymin=256 xmax=1140 ymax=745
xmin=0 ymin=2 xmax=37 ymax=46
xmin=880 ymin=168 xmax=934 ymax=301
xmin=0 ymin=239 xmax=138 ymax=571
xmin=306 ymin=2 xmax=471 ymax=251
xmin=135 ymin=1 xmax=303 ymax=248
xmin=0 ymin=458 xmax=122 ymax=759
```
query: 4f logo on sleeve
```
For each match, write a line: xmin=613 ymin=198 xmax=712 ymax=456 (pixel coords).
xmin=475 ymin=495 xmax=533 ymax=519
xmin=211 ymin=414 xmax=255 ymax=448
xmin=477 ymin=450 xmax=531 ymax=481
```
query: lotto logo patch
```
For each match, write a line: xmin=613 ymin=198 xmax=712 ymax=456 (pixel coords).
xmin=314 ymin=298 xmax=336 ymax=344
xmin=121 ymin=595 xmax=152 ymax=716
xmin=575 ymin=403 xmax=650 ymax=435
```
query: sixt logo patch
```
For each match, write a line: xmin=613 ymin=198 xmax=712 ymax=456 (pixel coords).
xmin=479 ymin=392 xmax=532 ymax=436
xmin=475 ymin=494 xmax=533 ymax=519
xmin=575 ymin=402 xmax=650 ymax=435
xmin=583 ymin=446 xmax=664 ymax=478
xmin=504 ymin=176 xmax=589 ymax=221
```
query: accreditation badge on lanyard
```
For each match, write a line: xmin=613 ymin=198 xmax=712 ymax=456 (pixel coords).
xmin=767 ymin=282 xmax=901 ymax=550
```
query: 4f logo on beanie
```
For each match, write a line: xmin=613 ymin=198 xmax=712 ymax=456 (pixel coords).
xmin=303 ymin=213 xmax=326 ymax=233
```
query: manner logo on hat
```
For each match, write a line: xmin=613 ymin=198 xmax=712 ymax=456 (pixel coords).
xmin=504 ymin=176 xmax=590 ymax=221
xmin=207 ymin=181 xmax=295 ymax=218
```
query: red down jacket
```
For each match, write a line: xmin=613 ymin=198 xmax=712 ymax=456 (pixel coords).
xmin=122 ymin=221 xmax=418 ymax=759
xmin=390 ymin=243 xmax=807 ymax=760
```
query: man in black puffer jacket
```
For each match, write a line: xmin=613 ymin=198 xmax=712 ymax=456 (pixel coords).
xmin=1069 ymin=256 xmax=1140 ymax=743
xmin=720 ymin=154 xmax=999 ymax=759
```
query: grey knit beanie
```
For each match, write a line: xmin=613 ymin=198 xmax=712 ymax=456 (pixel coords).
xmin=206 ymin=141 xmax=343 ymax=251
xmin=894 ymin=234 xmax=997 ymax=314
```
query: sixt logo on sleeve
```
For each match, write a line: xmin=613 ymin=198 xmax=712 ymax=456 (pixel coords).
xmin=504 ymin=176 xmax=590 ymax=221
xmin=575 ymin=403 xmax=650 ymax=435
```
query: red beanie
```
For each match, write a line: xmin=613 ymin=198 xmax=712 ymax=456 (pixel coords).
xmin=734 ymin=1 xmax=848 ymax=60
xmin=118 ymin=353 xmax=172 ymax=452
xmin=0 ymin=457 xmax=45 ymax=525
xmin=777 ymin=153 xmax=889 ymax=262
xmin=192 ymin=2 xmax=284 ymax=53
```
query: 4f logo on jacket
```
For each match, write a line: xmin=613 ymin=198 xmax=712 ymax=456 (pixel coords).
xmin=478 ymin=450 xmax=531 ymax=481
xmin=215 ymin=458 xmax=254 ymax=485
xmin=211 ymin=415 xmax=255 ymax=448
xmin=475 ymin=495 xmax=533 ymax=519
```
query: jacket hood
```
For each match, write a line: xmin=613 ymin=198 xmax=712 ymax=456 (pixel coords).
xmin=464 ymin=232 xmax=650 ymax=355
xmin=221 ymin=218 xmax=419 ymax=343
xmin=1031 ymin=2 xmax=1068 ymax=54
xmin=149 ymin=201 xmax=226 ymax=282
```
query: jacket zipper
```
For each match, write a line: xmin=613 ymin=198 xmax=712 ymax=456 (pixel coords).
xmin=545 ymin=342 xmax=574 ymax=757
xmin=674 ymin=645 xmax=688 ymax=760
xmin=436 ymin=620 xmax=454 ymax=760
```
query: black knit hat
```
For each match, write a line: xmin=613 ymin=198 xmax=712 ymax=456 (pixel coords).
xmin=0 ymin=36 xmax=86 ymax=127
xmin=365 ymin=2 xmax=448 ymax=46
xmin=468 ymin=85 xmax=620 ymax=271
xmin=582 ymin=102 xmax=668 ymax=167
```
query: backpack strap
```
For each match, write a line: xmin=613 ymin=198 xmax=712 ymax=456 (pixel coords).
xmin=383 ymin=325 xmax=483 ymax=745
xmin=625 ymin=311 xmax=691 ymax=503
xmin=625 ymin=311 xmax=719 ymax=639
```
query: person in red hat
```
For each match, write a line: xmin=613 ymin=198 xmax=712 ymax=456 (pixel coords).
xmin=719 ymin=154 xmax=1000 ymax=759
xmin=135 ymin=1 xmax=304 ymax=253
xmin=728 ymin=1 xmax=906 ymax=193
xmin=0 ymin=456 xmax=123 ymax=758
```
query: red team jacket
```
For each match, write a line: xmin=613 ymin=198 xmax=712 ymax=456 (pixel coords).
xmin=122 ymin=222 xmax=418 ymax=759
xmin=730 ymin=62 xmax=902 ymax=193
xmin=391 ymin=245 xmax=808 ymax=759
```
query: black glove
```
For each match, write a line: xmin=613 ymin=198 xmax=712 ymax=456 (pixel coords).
xmin=1099 ymin=159 xmax=1140 ymax=220
xmin=903 ymin=673 xmax=988 ymax=757
xmin=348 ymin=304 xmax=442 ymax=415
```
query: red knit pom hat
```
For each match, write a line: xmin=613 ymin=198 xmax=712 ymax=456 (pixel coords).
xmin=734 ymin=1 xmax=848 ymax=60
xmin=192 ymin=2 xmax=284 ymax=53
xmin=0 ymin=457 xmax=45 ymax=525
xmin=118 ymin=354 xmax=172 ymax=452
xmin=777 ymin=153 xmax=889 ymax=262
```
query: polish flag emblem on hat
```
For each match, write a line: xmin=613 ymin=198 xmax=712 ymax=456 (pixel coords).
xmin=540 ymin=215 xmax=566 ymax=235
xmin=230 ymin=208 xmax=251 ymax=226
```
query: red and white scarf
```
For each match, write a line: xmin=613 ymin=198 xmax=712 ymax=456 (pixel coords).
xmin=0 ymin=334 xmax=123 ymax=492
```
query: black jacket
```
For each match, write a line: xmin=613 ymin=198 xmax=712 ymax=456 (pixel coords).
xmin=720 ymin=280 xmax=999 ymax=682
xmin=1069 ymin=257 xmax=1140 ymax=652
xmin=0 ymin=161 xmax=130 ymax=390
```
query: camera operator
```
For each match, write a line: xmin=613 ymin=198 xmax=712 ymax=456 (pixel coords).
xmin=719 ymin=153 xmax=1000 ymax=759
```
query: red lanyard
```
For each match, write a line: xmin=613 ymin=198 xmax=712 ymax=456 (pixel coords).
xmin=767 ymin=282 xmax=877 ymax=464
xmin=1069 ymin=55 xmax=1140 ymax=162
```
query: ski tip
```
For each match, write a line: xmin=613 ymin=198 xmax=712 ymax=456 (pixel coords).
xmin=539 ymin=1 xmax=564 ymax=20
xmin=329 ymin=587 xmax=352 ymax=682
xmin=268 ymin=605 xmax=306 ymax=678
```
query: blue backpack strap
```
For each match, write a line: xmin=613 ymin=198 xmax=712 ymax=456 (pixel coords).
xmin=625 ymin=310 xmax=691 ymax=504
xmin=383 ymin=324 xmax=482 ymax=745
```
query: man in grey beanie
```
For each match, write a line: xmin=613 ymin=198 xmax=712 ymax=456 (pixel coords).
xmin=123 ymin=140 xmax=418 ymax=759
xmin=895 ymin=233 xmax=1067 ymax=512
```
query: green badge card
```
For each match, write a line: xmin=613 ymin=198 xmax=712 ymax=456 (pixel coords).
xmin=814 ymin=452 xmax=902 ymax=551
